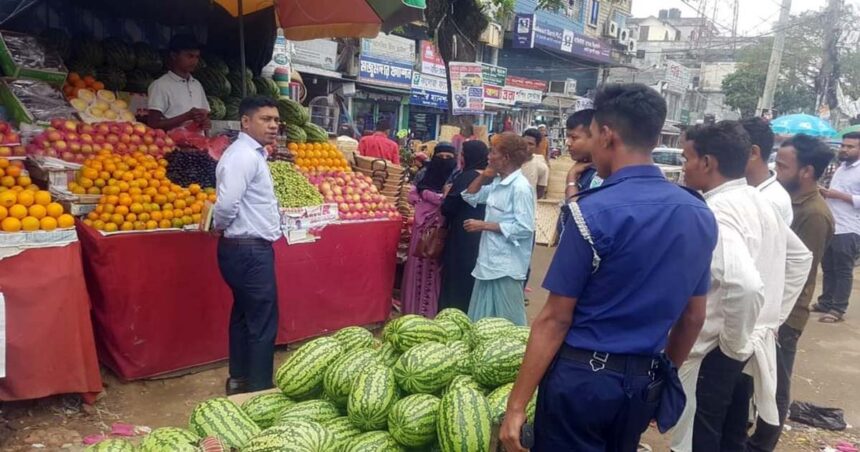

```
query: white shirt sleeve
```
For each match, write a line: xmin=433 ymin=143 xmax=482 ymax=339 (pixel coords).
xmin=147 ymin=80 xmax=169 ymax=114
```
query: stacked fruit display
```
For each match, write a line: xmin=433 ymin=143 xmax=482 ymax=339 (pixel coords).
xmin=62 ymin=72 xmax=105 ymax=99
xmin=67 ymin=87 xmax=136 ymax=123
xmin=79 ymin=151 xmax=215 ymax=232
xmin=268 ymin=162 xmax=324 ymax=208
xmin=87 ymin=310 xmax=532 ymax=451
xmin=289 ymin=141 xmax=350 ymax=173
xmin=165 ymin=149 xmax=217 ymax=188
xmin=0 ymin=122 xmax=25 ymax=157
xmin=305 ymin=171 xmax=400 ymax=222
xmin=27 ymin=120 xmax=175 ymax=164
xmin=277 ymin=97 xmax=345 ymax=172
xmin=0 ymin=158 xmax=74 ymax=233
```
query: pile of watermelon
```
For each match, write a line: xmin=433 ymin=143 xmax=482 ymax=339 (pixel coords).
xmin=279 ymin=97 xmax=330 ymax=144
xmin=86 ymin=309 xmax=533 ymax=451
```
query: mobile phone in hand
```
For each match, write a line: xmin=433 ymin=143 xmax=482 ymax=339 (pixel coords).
xmin=520 ymin=422 xmax=535 ymax=449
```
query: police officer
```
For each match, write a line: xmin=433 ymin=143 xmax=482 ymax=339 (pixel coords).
xmin=500 ymin=83 xmax=719 ymax=452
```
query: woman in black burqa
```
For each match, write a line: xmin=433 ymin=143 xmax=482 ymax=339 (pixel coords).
xmin=438 ymin=140 xmax=490 ymax=312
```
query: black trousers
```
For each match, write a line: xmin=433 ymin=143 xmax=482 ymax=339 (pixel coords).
xmin=819 ymin=232 xmax=860 ymax=315
xmin=746 ymin=325 xmax=802 ymax=451
xmin=693 ymin=347 xmax=751 ymax=452
xmin=217 ymin=239 xmax=278 ymax=392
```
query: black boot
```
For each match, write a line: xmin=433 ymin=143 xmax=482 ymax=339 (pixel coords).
xmin=225 ymin=377 xmax=248 ymax=396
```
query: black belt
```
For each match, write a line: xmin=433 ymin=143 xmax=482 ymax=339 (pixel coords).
xmin=559 ymin=344 xmax=658 ymax=376
xmin=219 ymin=237 xmax=273 ymax=246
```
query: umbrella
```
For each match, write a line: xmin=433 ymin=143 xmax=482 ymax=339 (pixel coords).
xmin=770 ymin=114 xmax=838 ymax=138
xmin=277 ymin=0 xmax=426 ymax=41
xmin=838 ymin=124 xmax=860 ymax=137
xmin=212 ymin=0 xmax=271 ymax=16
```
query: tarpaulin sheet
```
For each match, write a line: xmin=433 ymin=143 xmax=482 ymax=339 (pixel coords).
xmin=77 ymin=220 xmax=400 ymax=380
xmin=0 ymin=242 xmax=103 ymax=401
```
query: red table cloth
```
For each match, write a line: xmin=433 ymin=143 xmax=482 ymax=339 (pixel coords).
xmin=0 ymin=243 xmax=103 ymax=401
xmin=77 ymin=220 xmax=400 ymax=380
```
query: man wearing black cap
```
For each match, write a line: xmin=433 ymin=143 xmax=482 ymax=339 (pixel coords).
xmin=147 ymin=34 xmax=210 ymax=131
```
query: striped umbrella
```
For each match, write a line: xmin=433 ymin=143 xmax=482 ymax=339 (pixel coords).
xmin=770 ymin=114 xmax=838 ymax=138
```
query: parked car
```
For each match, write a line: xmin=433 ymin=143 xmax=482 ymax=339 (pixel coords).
xmin=653 ymin=147 xmax=684 ymax=183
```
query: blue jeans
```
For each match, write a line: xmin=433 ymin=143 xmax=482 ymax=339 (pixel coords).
xmin=534 ymin=353 xmax=659 ymax=451
xmin=217 ymin=239 xmax=279 ymax=391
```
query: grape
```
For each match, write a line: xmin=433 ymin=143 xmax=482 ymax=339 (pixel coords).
xmin=165 ymin=149 xmax=217 ymax=188
xmin=268 ymin=162 xmax=324 ymax=208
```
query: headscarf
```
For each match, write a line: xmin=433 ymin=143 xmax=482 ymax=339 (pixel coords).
xmin=462 ymin=140 xmax=489 ymax=172
xmin=417 ymin=148 xmax=457 ymax=193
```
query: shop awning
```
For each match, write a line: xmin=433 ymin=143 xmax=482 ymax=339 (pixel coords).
xmin=356 ymin=82 xmax=412 ymax=96
xmin=294 ymin=63 xmax=345 ymax=80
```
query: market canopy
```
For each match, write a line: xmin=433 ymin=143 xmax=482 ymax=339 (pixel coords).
xmin=277 ymin=0 xmax=425 ymax=41
xmin=770 ymin=114 xmax=838 ymax=138
xmin=838 ymin=124 xmax=860 ymax=137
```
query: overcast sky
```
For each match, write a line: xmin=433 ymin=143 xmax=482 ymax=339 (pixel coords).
xmin=631 ymin=0 xmax=856 ymax=36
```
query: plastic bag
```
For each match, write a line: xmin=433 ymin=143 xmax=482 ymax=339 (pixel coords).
xmin=168 ymin=123 xmax=231 ymax=160
xmin=789 ymin=401 xmax=847 ymax=430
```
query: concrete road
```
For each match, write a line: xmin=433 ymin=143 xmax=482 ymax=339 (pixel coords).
xmin=525 ymin=244 xmax=859 ymax=451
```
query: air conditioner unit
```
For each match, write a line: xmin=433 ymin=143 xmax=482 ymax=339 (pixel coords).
xmin=619 ymin=28 xmax=631 ymax=43
xmin=627 ymin=39 xmax=638 ymax=54
xmin=548 ymin=79 xmax=578 ymax=97
xmin=604 ymin=21 xmax=619 ymax=38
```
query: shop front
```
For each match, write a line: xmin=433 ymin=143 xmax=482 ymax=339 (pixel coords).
xmin=409 ymin=71 xmax=448 ymax=141
xmin=291 ymin=38 xmax=346 ymax=134
xmin=354 ymin=33 xmax=416 ymax=135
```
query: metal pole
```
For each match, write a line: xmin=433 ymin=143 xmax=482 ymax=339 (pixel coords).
xmin=758 ymin=0 xmax=792 ymax=114
xmin=239 ymin=0 xmax=247 ymax=97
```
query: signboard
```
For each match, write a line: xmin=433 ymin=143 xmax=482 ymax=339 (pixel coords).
xmin=484 ymin=84 xmax=516 ymax=106
xmin=511 ymin=87 xmax=543 ymax=105
xmin=411 ymin=72 xmax=448 ymax=110
xmin=291 ymin=39 xmax=338 ymax=71
xmin=449 ymin=62 xmax=484 ymax=115
xmin=361 ymin=33 xmax=416 ymax=64
xmin=665 ymin=60 xmax=693 ymax=93
xmin=481 ymin=63 xmax=507 ymax=87
xmin=359 ymin=55 xmax=413 ymax=90
xmin=419 ymin=41 xmax=446 ymax=78
xmin=512 ymin=13 xmax=613 ymax=64
xmin=505 ymin=75 xmax=548 ymax=92
xmin=680 ymin=109 xmax=691 ymax=125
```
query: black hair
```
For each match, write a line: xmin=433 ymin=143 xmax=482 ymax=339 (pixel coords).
xmin=169 ymin=34 xmax=200 ymax=53
xmin=780 ymin=134 xmax=835 ymax=179
xmin=566 ymin=108 xmax=595 ymax=132
xmin=685 ymin=120 xmax=751 ymax=179
xmin=375 ymin=119 xmax=391 ymax=132
xmin=843 ymin=132 xmax=860 ymax=142
xmin=522 ymin=128 xmax=543 ymax=145
xmin=740 ymin=117 xmax=775 ymax=160
xmin=239 ymin=96 xmax=278 ymax=119
xmin=593 ymin=83 xmax=667 ymax=150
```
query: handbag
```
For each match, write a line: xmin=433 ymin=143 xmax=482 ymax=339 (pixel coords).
xmin=413 ymin=224 xmax=447 ymax=259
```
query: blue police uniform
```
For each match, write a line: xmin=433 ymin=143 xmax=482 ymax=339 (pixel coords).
xmin=537 ymin=165 xmax=718 ymax=451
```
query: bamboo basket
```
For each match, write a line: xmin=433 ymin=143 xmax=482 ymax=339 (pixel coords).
xmin=536 ymin=199 xmax=562 ymax=247
xmin=546 ymin=155 xmax=574 ymax=201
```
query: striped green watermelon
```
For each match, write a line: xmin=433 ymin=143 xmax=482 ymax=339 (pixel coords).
xmin=511 ymin=326 xmax=531 ymax=345
xmin=253 ymin=76 xmax=279 ymax=99
xmin=196 ymin=67 xmax=231 ymax=98
xmin=344 ymin=431 xmax=406 ymax=452
xmin=241 ymin=392 xmax=295 ymax=429
xmin=347 ymin=366 xmax=399 ymax=431
xmin=448 ymin=340 xmax=472 ymax=375
xmin=321 ymin=417 xmax=363 ymax=452
xmin=139 ymin=427 xmax=199 ymax=452
xmin=199 ymin=436 xmax=228 ymax=452
xmin=277 ymin=399 xmax=341 ymax=424
xmin=387 ymin=394 xmax=440 ymax=447
xmin=382 ymin=316 xmax=408 ymax=343
xmin=278 ymin=98 xmax=310 ymax=126
xmin=393 ymin=342 xmax=457 ymax=394
xmin=84 ymin=439 xmax=135 ymax=452
xmin=390 ymin=316 xmax=447 ymax=353
xmin=284 ymin=123 xmax=307 ymax=144
xmin=303 ymin=122 xmax=330 ymax=143
xmin=434 ymin=318 xmax=463 ymax=343
xmin=208 ymin=96 xmax=226 ymax=121
xmin=471 ymin=337 xmax=525 ymax=388
xmin=472 ymin=317 xmax=516 ymax=347
xmin=241 ymin=419 xmax=335 ymax=452
xmin=486 ymin=383 xmax=513 ymax=423
xmin=189 ymin=397 xmax=260 ymax=449
xmin=276 ymin=337 xmax=344 ymax=399
xmin=224 ymin=97 xmax=242 ymax=121
xmin=446 ymin=374 xmax=486 ymax=395
xmin=437 ymin=386 xmax=492 ymax=452
xmin=435 ymin=308 xmax=473 ymax=345
xmin=332 ymin=326 xmax=374 ymax=352
xmin=376 ymin=341 xmax=401 ymax=368
xmin=323 ymin=348 xmax=380 ymax=407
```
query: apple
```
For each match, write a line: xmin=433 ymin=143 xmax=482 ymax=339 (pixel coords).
xmin=339 ymin=203 xmax=350 ymax=213
xmin=69 ymin=142 xmax=81 ymax=152
xmin=50 ymin=119 xmax=65 ymax=130
xmin=333 ymin=187 xmax=342 ymax=196
xmin=143 ymin=135 xmax=154 ymax=145
xmin=80 ymin=124 xmax=95 ymax=134
xmin=65 ymin=132 xmax=79 ymax=142
xmin=109 ymin=125 xmax=121 ymax=135
xmin=130 ymin=135 xmax=142 ymax=145
xmin=63 ymin=121 xmax=78 ymax=132
xmin=54 ymin=140 xmax=68 ymax=151
xmin=147 ymin=144 xmax=159 ymax=154
xmin=354 ymin=202 xmax=364 ymax=211
xmin=80 ymin=133 xmax=93 ymax=143
xmin=92 ymin=143 xmax=102 ymax=152
xmin=0 ymin=122 xmax=8 ymax=133
xmin=102 ymin=143 xmax=114 ymax=152
xmin=47 ymin=130 xmax=62 ymax=142
xmin=5 ymin=133 xmax=19 ymax=144
xmin=120 ymin=134 xmax=131 ymax=144
xmin=61 ymin=151 xmax=74 ymax=161
xmin=164 ymin=137 xmax=175 ymax=147
xmin=81 ymin=144 xmax=93 ymax=154
xmin=133 ymin=124 xmax=147 ymax=135
xmin=334 ymin=195 xmax=345 ymax=203
xmin=93 ymin=134 xmax=106 ymax=144
xmin=116 ymin=143 xmax=129 ymax=153
xmin=106 ymin=134 xmax=119 ymax=144
xmin=74 ymin=154 xmax=86 ymax=163
xmin=352 ymin=194 xmax=361 ymax=203
xmin=155 ymin=138 xmax=165 ymax=147
xmin=97 ymin=124 xmax=111 ymax=135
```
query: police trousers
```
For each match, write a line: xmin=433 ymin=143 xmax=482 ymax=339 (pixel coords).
xmin=534 ymin=351 xmax=659 ymax=451
xmin=217 ymin=238 xmax=279 ymax=392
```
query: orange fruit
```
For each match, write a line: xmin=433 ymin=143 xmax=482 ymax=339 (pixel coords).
xmin=110 ymin=213 xmax=124 ymax=225
xmin=5 ymin=165 xmax=20 ymax=178
xmin=0 ymin=205 xmax=5 ymax=221
xmin=1 ymin=216 xmax=21 ymax=232
xmin=87 ymin=212 xmax=99 ymax=221
xmin=9 ymin=204 xmax=27 ymax=219
xmin=120 ymin=221 xmax=133 ymax=231
xmin=182 ymin=215 xmax=193 ymax=226
xmin=150 ymin=211 xmax=162 ymax=222
xmin=87 ymin=187 xmax=101 ymax=195
xmin=115 ymin=205 xmax=129 ymax=216
xmin=130 ymin=203 xmax=144 ymax=214
xmin=28 ymin=204 xmax=46 ymax=219
xmin=16 ymin=190 xmax=34 ymax=207
xmin=34 ymin=190 xmax=51 ymax=206
xmin=40 ymin=216 xmax=57 ymax=231
xmin=162 ymin=210 xmax=174 ymax=221
xmin=21 ymin=216 xmax=39 ymax=231
xmin=0 ymin=190 xmax=16 ymax=208
xmin=104 ymin=222 xmax=118 ymax=232
xmin=1 ymin=176 xmax=14 ymax=188
xmin=17 ymin=175 xmax=31 ymax=187
xmin=125 ymin=213 xmax=137 ymax=223
xmin=0 ymin=158 xmax=8 ymax=169
xmin=46 ymin=202 xmax=63 ymax=218
xmin=138 ymin=212 xmax=150 ymax=222
xmin=171 ymin=218 xmax=184 ymax=228
xmin=145 ymin=220 xmax=158 ymax=230
xmin=133 ymin=221 xmax=145 ymax=231
xmin=57 ymin=214 xmax=75 ymax=228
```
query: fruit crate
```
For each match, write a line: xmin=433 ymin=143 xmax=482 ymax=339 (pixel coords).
xmin=25 ymin=157 xmax=77 ymax=190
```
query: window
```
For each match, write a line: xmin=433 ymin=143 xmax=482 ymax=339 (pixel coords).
xmin=588 ymin=0 xmax=600 ymax=27
xmin=675 ymin=30 xmax=681 ymax=41
xmin=565 ymin=0 xmax=585 ymax=22
xmin=639 ymin=25 xmax=650 ymax=41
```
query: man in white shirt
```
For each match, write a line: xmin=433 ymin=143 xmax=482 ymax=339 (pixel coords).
xmin=520 ymin=128 xmax=549 ymax=199
xmin=814 ymin=132 xmax=860 ymax=322
xmin=670 ymin=121 xmax=811 ymax=452
xmin=147 ymin=34 xmax=210 ymax=132
xmin=742 ymin=117 xmax=793 ymax=225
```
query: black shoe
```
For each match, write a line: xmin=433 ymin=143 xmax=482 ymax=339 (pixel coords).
xmin=225 ymin=377 xmax=248 ymax=396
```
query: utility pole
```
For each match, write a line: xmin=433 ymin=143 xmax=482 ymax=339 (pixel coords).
xmin=816 ymin=0 xmax=842 ymax=120
xmin=758 ymin=0 xmax=792 ymax=115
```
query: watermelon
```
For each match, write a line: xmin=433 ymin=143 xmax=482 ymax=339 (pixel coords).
xmin=253 ymin=76 xmax=279 ymax=98
xmin=278 ymin=97 xmax=310 ymax=126
xmin=376 ymin=341 xmax=401 ymax=368
xmin=242 ymin=420 xmax=335 ymax=452
xmin=195 ymin=67 xmax=231 ymax=98
xmin=446 ymin=374 xmax=486 ymax=395
xmin=126 ymin=69 xmax=154 ymax=94
xmin=139 ymin=427 xmax=199 ymax=452
xmin=347 ymin=365 xmax=399 ymax=431
xmin=437 ymin=386 xmax=492 ymax=452
xmin=511 ymin=326 xmax=530 ymax=345
xmin=472 ymin=317 xmax=516 ymax=346
xmin=284 ymin=123 xmax=307 ymax=144
xmin=224 ymin=97 xmax=242 ymax=121
xmin=435 ymin=308 xmax=472 ymax=340
xmin=323 ymin=348 xmax=380 ymax=407
xmin=321 ymin=417 xmax=363 ymax=452
xmin=393 ymin=341 xmax=457 ymax=394
xmin=389 ymin=316 xmax=448 ymax=353
xmin=103 ymin=37 xmax=136 ymax=71
xmin=447 ymin=340 xmax=472 ymax=375
xmin=208 ymin=96 xmax=226 ymax=120
xmin=189 ymin=398 xmax=260 ymax=449
xmin=199 ymin=436 xmax=228 ymax=452
xmin=73 ymin=37 xmax=104 ymax=67
xmin=277 ymin=399 xmax=341 ymax=424
xmin=228 ymin=71 xmax=257 ymax=97
xmin=387 ymin=394 xmax=440 ymax=448
xmin=382 ymin=316 xmax=406 ymax=343
xmin=303 ymin=122 xmax=329 ymax=143
xmin=344 ymin=431 xmax=407 ymax=452
xmin=371 ymin=338 xmax=383 ymax=349
xmin=276 ymin=336 xmax=344 ymax=399
xmin=241 ymin=392 xmax=295 ymax=429
xmin=133 ymin=42 xmax=164 ymax=74
xmin=85 ymin=439 xmax=136 ymax=452
xmin=470 ymin=337 xmax=525 ymax=388
xmin=40 ymin=28 xmax=71 ymax=61
xmin=332 ymin=326 xmax=374 ymax=352
xmin=97 ymin=66 xmax=127 ymax=91
xmin=485 ymin=383 xmax=538 ymax=424
xmin=203 ymin=54 xmax=230 ymax=75
xmin=434 ymin=318 xmax=463 ymax=343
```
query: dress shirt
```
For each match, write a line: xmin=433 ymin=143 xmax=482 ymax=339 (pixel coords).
xmin=147 ymin=71 xmax=210 ymax=119
xmin=827 ymin=160 xmax=860 ymax=235
xmin=213 ymin=132 xmax=281 ymax=242
xmin=358 ymin=132 xmax=400 ymax=164
xmin=543 ymin=165 xmax=717 ymax=355
xmin=462 ymin=169 xmax=535 ymax=281
xmin=758 ymin=171 xmax=794 ymax=225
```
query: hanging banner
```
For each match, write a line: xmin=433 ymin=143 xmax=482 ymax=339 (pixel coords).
xmin=361 ymin=33 xmax=416 ymax=64
xmin=505 ymin=76 xmax=548 ymax=92
xmin=511 ymin=87 xmax=544 ymax=105
xmin=449 ymin=62 xmax=484 ymax=115
xmin=419 ymin=41 xmax=447 ymax=78
xmin=484 ymin=84 xmax=516 ymax=106
xmin=410 ymin=72 xmax=449 ymax=110
xmin=358 ymin=55 xmax=413 ymax=90
xmin=481 ymin=63 xmax=507 ymax=87
xmin=512 ymin=13 xmax=614 ymax=64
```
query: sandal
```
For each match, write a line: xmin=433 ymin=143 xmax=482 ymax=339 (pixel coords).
xmin=811 ymin=302 xmax=830 ymax=313
xmin=820 ymin=311 xmax=844 ymax=323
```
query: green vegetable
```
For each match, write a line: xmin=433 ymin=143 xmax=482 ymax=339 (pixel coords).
xmin=268 ymin=162 xmax=324 ymax=208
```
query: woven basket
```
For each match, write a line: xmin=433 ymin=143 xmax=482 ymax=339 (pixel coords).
xmin=546 ymin=155 xmax=574 ymax=201
xmin=535 ymin=199 xmax=562 ymax=247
